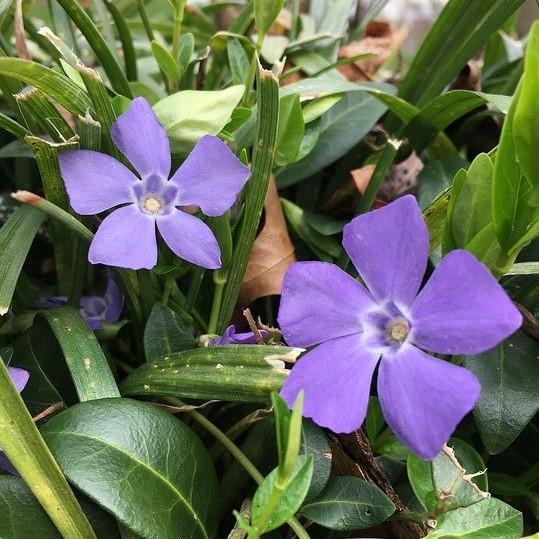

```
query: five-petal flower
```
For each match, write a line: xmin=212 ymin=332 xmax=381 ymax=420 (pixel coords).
xmin=59 ymin=97 xmax=251 ymax=270
xmin=278 ymin=196 xmax=522 ymax=459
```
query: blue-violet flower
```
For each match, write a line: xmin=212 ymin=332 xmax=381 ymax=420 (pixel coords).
xmin=278 ymin=195 xmax=522 ymax=459
xmin=59 ymin=97 xmax=250 ymax=270
xmin=212 ymin=325 xmax=268 ymax=345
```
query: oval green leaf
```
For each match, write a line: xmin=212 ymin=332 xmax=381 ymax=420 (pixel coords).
xmin=40 ymin=398 xmax=219 ymax=539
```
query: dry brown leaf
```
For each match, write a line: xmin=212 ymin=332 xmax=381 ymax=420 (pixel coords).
xmin=14 ymin=0 xmax=31 ymax=60
xmin=351 ymin=152 xmax=423 ymax=201
xmin=338 ymin=21 xmax=407 ymax=82
xmin=240 ymin=178 xmax=295 ymax=305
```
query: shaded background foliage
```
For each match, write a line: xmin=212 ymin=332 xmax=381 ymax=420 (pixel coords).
xmin=0 ymin=0 xmax=537 ymax=538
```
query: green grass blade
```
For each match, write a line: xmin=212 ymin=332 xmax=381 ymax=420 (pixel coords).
xmin=41 ymin=307 xmax=120 ymax=401
xmin=55 ymin=0 xmax=132 ymax=97
xmin=398 ymin=0 xmax=525 ymax=107
xmin=216 ymin=63 xmax=279 ymax=332
xmin=0 ymin=206 xmax=45 ymax=316
xmin=0 ymin=359 xmax=97 ymax=539
xmin=0 ymin=57 xmax=91 ymax=115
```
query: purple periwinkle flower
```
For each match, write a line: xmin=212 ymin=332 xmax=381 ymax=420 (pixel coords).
xmin=59 ymin=97 xmax=251 ymax=270
xmin=0 ymin=366 xmax=29 ymax=475
xmin=278 ymin=196 xmax=522 ymax=459
xmin=212 ymin=325 xmax=269 ymax=345
xmin=35 ymin=276 xmax=124 ymax=331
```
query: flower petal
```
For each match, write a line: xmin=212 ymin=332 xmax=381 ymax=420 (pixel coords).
xmin=104 ymin=277 xmax=124 ymax=323
xmin=342 ymin=195 xmax=429 ymax=308
xmin=8 ymin=366 xmax=29 ymax=393
xmin=278 ymin=261 xmax=376 ymax=348
xmin=89 ymin=205 xmax=157 ymax=270
xmin=281 ymin=334 xmax=380 ymax=433
xmin=111 ymin=97 xmax=171 ymax=180
xmin=59 ymin=150 xmax=138 ymax=214
xmin=157 ymin=208 xmax=221 ymax=269
xmin=170 ymin=135 xmax=250 ymax=217
xmin=410 ymin=249 xmax=522 ymax=355
xmin=212 ymin=325 xmax=268 ymax=345
xmin=378 ymin=345 xmax=480 ymax=459
xmin=0 ymin=452 xmax=17 ymax=475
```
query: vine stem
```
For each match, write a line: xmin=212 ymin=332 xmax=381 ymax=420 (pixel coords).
xmin=166 ymin=397 xmax=310 ymax=539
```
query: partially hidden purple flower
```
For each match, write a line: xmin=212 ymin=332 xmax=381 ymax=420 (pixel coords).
xmin=59 ymin=97 xmax=251 ymax=270
xmin=35 ymin=276 xmax=124 ymax=331
xmin=278 ymin=196 xmax=522 ymax=459
xmin=212 ymin=325 xmax=269 ymax=345
xmin=0 ymin=366 xmax=29 ymax=475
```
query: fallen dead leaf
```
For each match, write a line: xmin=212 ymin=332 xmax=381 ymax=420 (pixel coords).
xmin=240 ymin=177 xmax=295 ymax=305
xmin=351 ymin=151 xmax=423 ymax=201
xmin=338 ymin=21 xmax=407 ymax=82
xmin=15 ymin=0 xmax=31 ymax=60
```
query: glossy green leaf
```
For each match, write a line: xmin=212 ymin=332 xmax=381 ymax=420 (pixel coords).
xmin=276 ymin=91 xmax=387 ymax=186
xmin=398 ymin=0 xmax=525 ymax=107
xmin=366 ymin=396 xmax=385 ymax=445
xmin=144 ymin=302 xmax=196 ymax=362
xmin=452 ymin=153 xmax=494 ymax=247
xmin=227 ymin=38 xmax=250 ymax=86
xmin=0 ymin=58 xmax=91 ymax=116
xmin=300 ymin=476 xmax=395 ymax=531
xmin=0 ymin=206 xmax=45 ymax=316
xmin=0 ymin=360 xmax=96 ymax=539
xmin=178 ymin=33 xmax=195 ymax=77
xmin=422 ymin=188 xmax=451 ymax=253
xmin=513 ymin=21 xmax=539 ymax=193
xmin=151 ymin=40 xmax=181 ymax=81
xmin=300 ymin=420 xmax=331 ymax=501
xmin=153 ymin=86 xmax=244 ymax=154
xmin=0 ymin=476 xmax=121 ymax=539
xmin=302 ymin=94 xmax=343 ymax=124
xmin=12 ymin=321 xmax=77 ymax=415
xmin=41 ymin=307 xmax=120 ymax=402
xmin=254 ymin=0 xmax=285 ymax=44
xmin=41 ymin=398 xmax=219 ymax=539
xmin=464 ymin=330 xmax=539 ymax=454
xmin=121 ymin=345 xmax=297 ymax=403
xmin=275 ymin=93 xmax=304 ymax=166
xmin=251 ymin=455 xmax=313 ymax=533
xmin=426 ymin=498 xmax=522 ymax=539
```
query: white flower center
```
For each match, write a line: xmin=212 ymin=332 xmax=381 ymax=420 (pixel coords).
xmin=142 ymin=195 xmax=163 ymax=214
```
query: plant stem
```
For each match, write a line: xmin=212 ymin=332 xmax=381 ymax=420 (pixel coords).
xmin=171 ymin=0 xmax=186 ymax=63
xmin=208 ymin=274 xmax=226 ymax=335
xmin=136 ymin=0 xmax=154 ymax=41
xmin=166 ymin=397 xmax=310 ymax=539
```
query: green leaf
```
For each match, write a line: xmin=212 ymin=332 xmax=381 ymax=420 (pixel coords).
xmin=153 ymin=86 xmax=244 ymax=154
xmin=492 ymin=82 xmax=535 ymax=252
xmin=0 ymin=476 xmax=121 ymax=539
xmin=276 ymin=91 xmax=388 ymax=187
xmin=0 ymin=58 xmax=92 ymax=116
xmin=398 ymin=0 xmax=525 ymax=107
xmin=300 ymin=476 xmax=395 ymax=531
xmin=366 ymin=397 xmax=385 ymax=445
xmin=41 ymin=307 xmax=120 ymax=402
xmin=407 ymin=452 xmax=435 ymax=512
xmin=0 ymin=360 xmax=96 ymax=539
xmin=41 ymin=398 xmax=219 ymax=539
xmin=227 ymin=38 xmax=250 ymax=86
xmin=144 ymin=302 xmax=196 ymax=362
xmin=513 ymin=21 xmax=539 ymax=193
xmin=275 ymin=93 xmax=304 ymax=166
xmin=254 ymin=0 xmax=285 ymax=44
xmin=55 ymin=0 xmax=131 ymax=97
xmin=12 ymin=321 xmax=77 ymax=415
xmin=302 ymin=94 xmax=343 ymax=124
xmin=0 ymin=206 xmax=45 ymax=316
xmin=251 ymin=455 xmax=313 ymax=533
xmin=425 ymin=498 xmax=522 ymax=539
xmin=300 ymin=420 xmax=331 ymax=501
xmin=423 ymin=189 xmax=451 ymax=253
xmin=151 ymin=40 xmax=181 ymax=82
xmin=121 ymin=345 xmax=297 ymax=403
xmin=178 ymin=33 xmax=195 ymax=77
xmin=281 ymin=198 xmax=341 ymax=260
xmin=432 ymin=446 xmax=488 ymax=511
xmin=464 ymin=330 xmax=539 ymax=454
xmin=451 ymin=153 xmax=494 ymax=247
